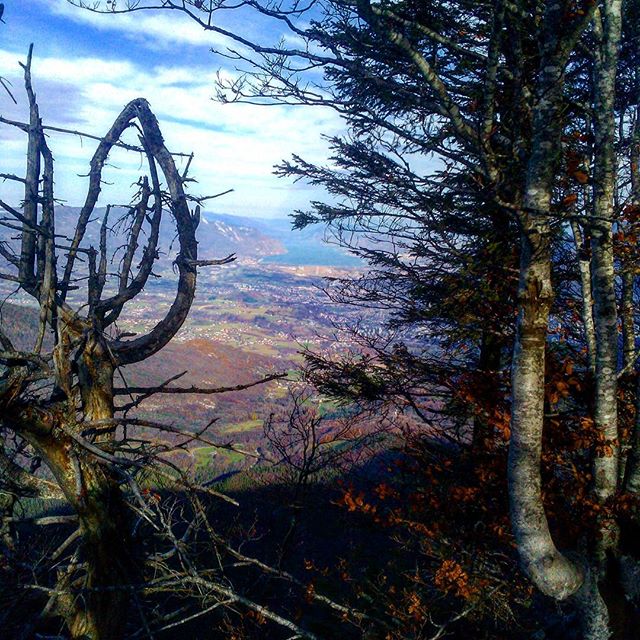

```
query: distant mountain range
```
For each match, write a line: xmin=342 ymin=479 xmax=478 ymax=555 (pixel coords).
xmin=0 ymin=206 xmax=361 ymax=268
xmin=54 ymin=206 xmax=285 ymax=262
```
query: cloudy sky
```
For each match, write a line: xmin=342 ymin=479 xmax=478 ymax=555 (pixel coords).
xmin=0 ymin=0 xmax=342 ymax=218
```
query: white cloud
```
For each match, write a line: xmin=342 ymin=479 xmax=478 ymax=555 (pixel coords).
xmin=0 ymin=46 xmax=344 ymax=218
xmin=37 ymin=0 xmax=235 ymax=50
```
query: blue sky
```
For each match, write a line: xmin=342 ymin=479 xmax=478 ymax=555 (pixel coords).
xmin=0 ymin=0 xmax=342 ymax=218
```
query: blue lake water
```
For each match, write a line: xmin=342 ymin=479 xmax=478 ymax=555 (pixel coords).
xmin=203 ymin=212 xmax=363 ymax=268
xmin=262 ymin=241 xmax=362 ymax=267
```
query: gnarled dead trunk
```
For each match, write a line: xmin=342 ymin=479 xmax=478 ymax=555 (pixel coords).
xmin=25 ymin=428 xmax=133 ymax=640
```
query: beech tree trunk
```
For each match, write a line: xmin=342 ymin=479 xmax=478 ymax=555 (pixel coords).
xmin=571 ymin=220 xmax=597 ymax=375
xmin=510 ymin=221 xmax=584 ymax=598
xmin=623 ymin=107 xmax=640 ymax=494
xmin=590 ymin=1 xmax=622 ymax=547
xmin=621 ymin=271 xmax=635 ymax=372
xmin=574 ymin=4 xmax=624 ymax=638
xmin=508 ymin=2 xmax=586 ymax=596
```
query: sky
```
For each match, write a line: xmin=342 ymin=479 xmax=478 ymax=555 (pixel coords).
xmin=0 ymin=0 xmax=343 ymax=218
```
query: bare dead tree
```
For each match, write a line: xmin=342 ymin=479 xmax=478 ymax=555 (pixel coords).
xmin=0 ymin=44 xmax=212 ymax=639
xmin=0 ymin=45 xmax=325 ymax=640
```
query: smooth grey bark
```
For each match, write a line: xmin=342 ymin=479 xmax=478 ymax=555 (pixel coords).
xmin=621 ymin=270 xmax=635 ymax=371
xmin=619 ymin=268 xmax=634 ymax=488
xmin=568 ymin=5 xmax=625 ymax=639
xmin=623 ymin=107 xmax=640 ymax=494
xmin=362 ymin=0 xmax=588 ymax=597
xmin=590 ymin=1 xmax=622 ymax=563
xmin=508 ymin=2 xmax=590 ymax=599
xmin=575 ymin=566 xmax=612 ymax=640
xmin=591 ymin=0 xmax=622 ymax=492
xmin=571 ymin=220 xmax=597 ymax=375
xmin=510 ymin=224 xmax=584 ymax=598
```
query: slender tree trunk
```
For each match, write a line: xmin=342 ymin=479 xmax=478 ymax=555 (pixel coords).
xmin=566 ymin=5 xmax=626 ymax=638
xmin=621 ymin=270 xmax=635 ymax=371
xmin=510 ymin=221 xmax=584 ymax=598
xmin=623 ymin=107 xmax=640 ymax=495
xmin=624 ymin=382 xmax=640 ymax=492
xmin=619 ymin=268 xmax=634 ymax=486
xmin=571 ymin=220 xmax=597 ymax=375
xmin=590 ymin=0 xmax=622 ymax=563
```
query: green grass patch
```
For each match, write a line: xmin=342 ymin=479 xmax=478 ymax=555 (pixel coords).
xmin=193 ymin=446 xmax=245 ymax=470
xmin=220 ymin=419 xmax=262 ymax=435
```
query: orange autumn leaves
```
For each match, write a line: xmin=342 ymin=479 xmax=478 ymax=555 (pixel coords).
xmin=561 ymin=146 xmax=590 ymax=207
xmin=328 ymin=339 xmax=634 ymax=635
xmin=545 ymin=358 xmax=581 ymax=406
xmin=434 ymin=559 xmax=478 ymax=600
